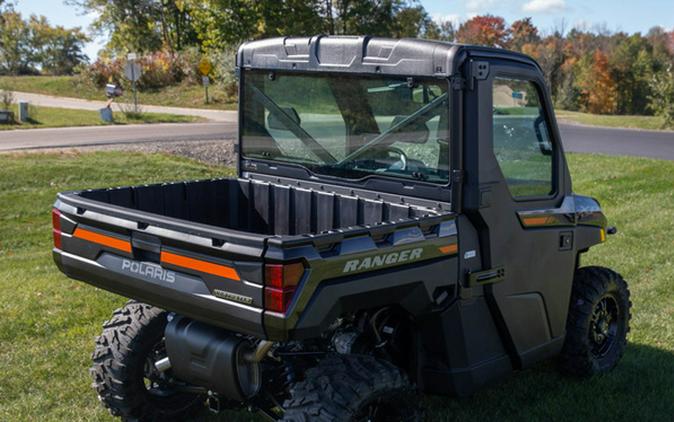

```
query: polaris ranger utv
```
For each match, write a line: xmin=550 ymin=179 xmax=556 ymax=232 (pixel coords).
xmin=52 ymin=36 xmax=631 ymax=421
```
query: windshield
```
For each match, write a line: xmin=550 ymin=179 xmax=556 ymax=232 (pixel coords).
xmin=241 ymin=71 xmax=450 ymax=184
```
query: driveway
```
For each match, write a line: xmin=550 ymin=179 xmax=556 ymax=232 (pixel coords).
xmin=559 ymin=122 xmax=674 ymax=160
xmin=11 ymin=91 xmax=233 ymax=122
xmin=0 ymin=122 xmax=237 ymax=151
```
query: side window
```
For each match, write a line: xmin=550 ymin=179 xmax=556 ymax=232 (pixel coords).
xmin=492 ymin=77 xmax=554 ymax=198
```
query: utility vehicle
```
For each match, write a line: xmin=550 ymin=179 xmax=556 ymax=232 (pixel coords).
xmin=52 ymin=36 xmax=631 ymax=421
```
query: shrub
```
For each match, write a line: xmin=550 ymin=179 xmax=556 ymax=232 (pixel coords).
xmin=79 ymin=49 xmax=205 ymax=91
xmin=648 ymin=65 xmax=674 ymax=128
xmin=0 ymin=86 xmax=15 ymax=111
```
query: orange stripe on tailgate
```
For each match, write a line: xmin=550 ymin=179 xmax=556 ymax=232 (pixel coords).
xmin=160 ymin=251 xmax=240 ymax=281
xmin=73 ymin=228 xmax=132 ymax=253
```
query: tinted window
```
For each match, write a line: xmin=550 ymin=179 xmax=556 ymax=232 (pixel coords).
xmin=241 ymin=71 xmax=450 ymax=184
xmin=492 ymin=78 xmax=554 ymax=198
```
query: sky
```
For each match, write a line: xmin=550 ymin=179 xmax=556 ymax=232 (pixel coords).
xmin=11 ymin=0 xmax=674 ymax=60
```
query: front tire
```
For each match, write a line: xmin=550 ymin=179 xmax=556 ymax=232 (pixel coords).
xmin=90 ymin=301 xmax=204 ymax=421
xmin=560 ymin=266 xmax=631 ymax=376
xmin=282 ymin=354 xmax=421 ymax=422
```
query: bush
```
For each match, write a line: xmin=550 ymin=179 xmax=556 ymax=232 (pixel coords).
xmin=648 ymin=65 xmax=674 ymax=129
xmin=0 ymin=86 xmax=15 ymax=111
xmin=79 ymin=49 xmax=207 ymax=91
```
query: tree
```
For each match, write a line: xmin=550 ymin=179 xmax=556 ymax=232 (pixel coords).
xmin=456 ymin=15 xmax=509 ymax=47
xmin=0 ymin=10 xmax=89 ymax=75
xmin=648 ymin=65 xmax=674 ymax=128
xmin=67 ymin=0 xmax=200 ymax=54
xmin=28 ymin=15 xmax=90 ymax=75
xmin=609 ymin=33 xmax=655 ymax=114
xmin=0 ymin=10 xmax=32 ymax=74
xmin=578 ymin=49 xmax=618 ymax=114
xmin=510 ymin=18 xmax=539 ymax=51
xmin=392 ymin=5 xmax=437 ymax=38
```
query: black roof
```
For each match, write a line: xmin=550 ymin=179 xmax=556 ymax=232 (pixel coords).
xmin=237 ymin=35 xmax=541 ymax=77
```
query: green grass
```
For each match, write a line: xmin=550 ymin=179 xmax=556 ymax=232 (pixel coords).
xmin=0 ymin=75 xmax=237 ymax=110
xmin=556 ymin=109 xmax=671 ymax=131
xmin=0 ymin=105 xmax=202 ymax=130
xmin=0 ymin=152 xmax=673 ymax=421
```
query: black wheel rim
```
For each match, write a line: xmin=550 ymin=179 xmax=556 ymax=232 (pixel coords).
xmin=142 ymin=339 xmax=177 ymax=398
xmin=589 ymin=295 xmax=620 ymax=358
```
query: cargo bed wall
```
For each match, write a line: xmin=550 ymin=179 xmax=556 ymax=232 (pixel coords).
xmin=78 ymin=179 xmax=438 ymax=236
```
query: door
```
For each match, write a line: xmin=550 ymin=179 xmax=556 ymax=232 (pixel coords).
xmin=462 ymin=59 xmax=576 ymax=368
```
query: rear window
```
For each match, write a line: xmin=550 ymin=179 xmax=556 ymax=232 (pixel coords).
xmin=241 ymin=71 xmax=450 ymax=184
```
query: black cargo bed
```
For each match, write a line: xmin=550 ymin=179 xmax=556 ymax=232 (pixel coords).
xmin=74 ymin=178 xmax=443 ymax=237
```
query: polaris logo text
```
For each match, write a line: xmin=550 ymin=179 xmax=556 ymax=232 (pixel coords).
xmin=121 ymin=259 xmax=175 ymax=283
xmin=343 ymin=248 xmax=423 ymax=273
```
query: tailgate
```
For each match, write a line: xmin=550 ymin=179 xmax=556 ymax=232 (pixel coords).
xmin=52 ymin=194 xmax=269 ymax=338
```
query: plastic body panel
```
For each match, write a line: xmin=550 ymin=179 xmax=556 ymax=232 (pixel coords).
xmin=53 ymin=178 xmax=455 ymax=341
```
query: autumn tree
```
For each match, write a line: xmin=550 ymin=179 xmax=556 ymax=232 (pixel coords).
xmin=456 ymin=15 xmax=509 ymax=47
xmin=578 ymin=49 xmax=618 ymax=114
xmin=510 ymin=18 xmax=539 ymax=51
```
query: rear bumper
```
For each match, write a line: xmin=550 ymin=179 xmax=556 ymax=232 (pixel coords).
xmin=53 ymin=249 xmax=266 ymax=338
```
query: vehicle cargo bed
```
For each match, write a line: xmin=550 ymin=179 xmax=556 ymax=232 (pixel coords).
xmin=76 ymin=178 xmax=442 ymax=236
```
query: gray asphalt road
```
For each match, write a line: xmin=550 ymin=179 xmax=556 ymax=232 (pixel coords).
xmin=0 ymin=122 xmax=237 ymax=151
xmin=1 ymin=118 xmax=672 ymax=160
xmin=559 ymin=122 xmax=674 ymax=160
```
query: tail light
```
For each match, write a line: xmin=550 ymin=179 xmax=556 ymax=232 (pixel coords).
xmin=52 ymin=208 xmax=62 ymax=249
xmin=264 ymin=261 xmax=305 ymax=314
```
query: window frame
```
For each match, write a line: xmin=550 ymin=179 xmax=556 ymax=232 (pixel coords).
xmin=490 ymin=73 xmax=560 ymax=202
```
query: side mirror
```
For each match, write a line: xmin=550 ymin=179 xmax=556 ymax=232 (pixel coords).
xmin=534 ymin=115 xmax=553 ymax=156
xmin=267 ymin=107 xmax=301 ymax=131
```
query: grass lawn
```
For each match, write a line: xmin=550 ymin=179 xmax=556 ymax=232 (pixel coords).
xmin=0 ymin=152 xmax=673 ymax=421
xmin=0 ymin=105 xmax=202 ymax=130
xmin=0 ymin=75 xmax=237 ymax=110
xmin=556 ymin=109 xmax=671 ymax=131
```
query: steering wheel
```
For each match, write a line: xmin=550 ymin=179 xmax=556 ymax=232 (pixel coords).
xmin=384 ymin=146 xmax=408 ymax=171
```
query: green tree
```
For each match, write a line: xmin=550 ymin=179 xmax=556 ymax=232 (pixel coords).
xmin=0 ymin=10 xmax=32 ymax=74
xmin=392 ymin=4 xmax=437 ymax=38
xmin=648 ymin=65 xmax=674 ymax=128
xmin=28 ymin=15 xmax=90 ymax=74
xmin=609 ymin=33 xmax=655 ymax=114
xmin=67 ymin=0 xmax=199 ymax=54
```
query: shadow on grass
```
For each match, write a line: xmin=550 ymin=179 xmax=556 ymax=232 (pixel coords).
xmin=425 ymin=343 xmax=674 ymax=421
xmin=190 ymin=343 xmax=674 ymax=421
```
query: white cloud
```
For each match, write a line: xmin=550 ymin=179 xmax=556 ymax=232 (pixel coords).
xmin=522 ymin=0 xmax=567 ymax=13
xmin=466 ymin=0 xmax=498 ymax=13
xmin=431 ymin=13 xmax=462 ymax=27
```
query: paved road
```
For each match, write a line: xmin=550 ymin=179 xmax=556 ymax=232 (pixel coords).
xmin=0 ymin=122 xmax=237 ymax=151
xmin=559 ymin=122 xmax=674 ymax=160
xmin=1 ymin=110 xmax=672 ymax=159
xmin=11 ymin=91 xmax=233 ymax=122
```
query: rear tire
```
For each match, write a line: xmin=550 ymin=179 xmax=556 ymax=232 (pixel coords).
xmin=282 ymin=354 xmax=421 ymax=422
xmin=560 ymin=266 xmax=631 ymax=376
xmin=90 ymin=301 xmax=204 ymax=421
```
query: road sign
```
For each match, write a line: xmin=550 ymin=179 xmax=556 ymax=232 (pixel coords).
xmin=127 ymin=52 xmax=137 ymax=61
xmin=201 ymin=75 xmax=210 ymax=86
xmin=124 ymin=62 xmax=142 ymax=82
xmin=198 ymin=58 xmax=212 ymax=76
